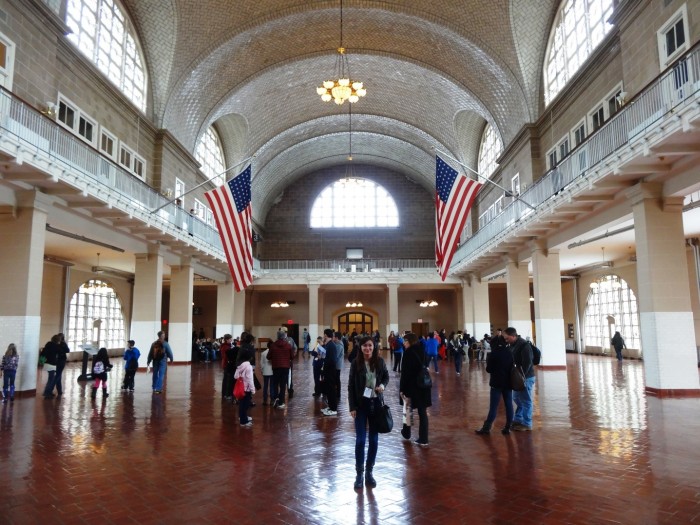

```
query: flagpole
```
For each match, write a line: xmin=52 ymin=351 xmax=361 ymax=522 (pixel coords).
xmin=433 ymin=147 xmax=537 ymax=212
xmin=150 ymin=155 xmax=254 ymax=214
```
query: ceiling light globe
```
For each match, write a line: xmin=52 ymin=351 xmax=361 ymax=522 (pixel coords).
xmin=348 ymin=94 xmax=359 ymax=103
xmin=323 ymin=80 xmax=334 ymax=89
xmin=321 ymin=93 xmax=332 ymax=102
xmin=339 ymin=78 xmax=350 ymax=87
xmin=356 ymin=88 xmax=367 ymax=97
xmin=352 ymin=81 xmax=363 ymax=90
xmin=334 ymin=97 xmax=344 ymax=105
xmin=317 ymin=86 xmax=328 ymax=95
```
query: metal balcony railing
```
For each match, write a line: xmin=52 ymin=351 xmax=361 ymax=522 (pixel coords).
xmin=0 ymin=88 xmax=224 ymax=256
xmin=454 ymin=44 xmax=700 ymax=267
xmin=258 ymin=258 xmax=437 ymax=273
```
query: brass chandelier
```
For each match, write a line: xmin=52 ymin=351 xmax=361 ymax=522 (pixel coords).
xmin=316 ymin=0 xmax=366 ymax=105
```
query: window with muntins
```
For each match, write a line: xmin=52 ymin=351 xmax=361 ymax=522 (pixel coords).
xmin=195 ymin=127 xmax=226 ymax=187
xmin=67 ymin=279 xmax=126 ymax=351
xmin=310 ymin=178 xmax=399 ymax=228
xmin=544 ymin=0 xmax=614 ymax=106
xmin=584 ymin=274 xmax=640 ymax=352
xmin=66 ymin=0 xmax=147 ymax=111
xmin=477 ymin=124 xmax=503 ymax=179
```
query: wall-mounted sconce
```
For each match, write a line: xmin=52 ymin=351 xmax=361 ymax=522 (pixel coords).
xmin=161 ymin=188 xmax=173 ymax=198
xmin=616 ymin=91 xmax=628 ymax=106
xmin=41 ymin=101 xmax=57 ymax=117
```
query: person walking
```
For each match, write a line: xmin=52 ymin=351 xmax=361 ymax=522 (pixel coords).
xmin=121 ymin=340 xmax=140 ymax=391
xmin=55 ymin=333 xmax=70 ymax=396
xmin=147 ymin=331 xmax=174 ymax=394
xmin=1 ymin=343 xmax=19 ymax=403
xmin=611 ymin=331 xmax=626 ymax=361
xmin=392 ymin=332 xmax=404 ymax=374
xmin=504 ymin=327 xmax=536 ymax=431
xmin=475 ymin=335 xmax=514 ymax=435
xmin=424 ymin=331 xmax=439 ymax=373
xmin=41 ymin=335 xmax=60 ymax=399
xmin=260 ymin=341 xmax=275 ymax=405
xmin=234 ymin=346 xmax=256 ymax=427
xmin=348 ymin=335 xmax=389 ymax=490
xmin=91 ymin=347 xmax=112 ymax=399
xmin=399 ymin=333 xmax=432 ymax=447
xmin=268 ymin=330 xmax=294 ymax=409
xmin=321 ymin=328 xmax=339 ymax=416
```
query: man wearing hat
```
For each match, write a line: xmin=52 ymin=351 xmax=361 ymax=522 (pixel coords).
xmin=122 ymin=340 xmax=140 ymax=391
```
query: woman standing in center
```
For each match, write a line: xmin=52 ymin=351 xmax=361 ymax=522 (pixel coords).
xmin=399 ymin=332 xmax=432 ymax=447
xmin=348 ymin=335 xmax=389 ymax=490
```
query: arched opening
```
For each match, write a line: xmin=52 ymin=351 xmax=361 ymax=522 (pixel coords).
xmin=67 ymin=279 xmax=126 ymax=350
xmin=338 ymin=311 xmax=373 ymax=336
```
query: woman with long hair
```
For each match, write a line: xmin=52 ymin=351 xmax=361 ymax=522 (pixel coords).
xmin=399 ymin=332 xmax=432 ymax=446
xmin=1 ymin=343 xmax=19 ymax=402
xmin=348 ymin=335 xmax=389 ymax=490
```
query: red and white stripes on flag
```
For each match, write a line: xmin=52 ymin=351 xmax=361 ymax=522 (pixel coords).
xmin=204 ymin=165 xmax=253 ymax=292
xmin=435 ymin=156 xmax=482 ymax=281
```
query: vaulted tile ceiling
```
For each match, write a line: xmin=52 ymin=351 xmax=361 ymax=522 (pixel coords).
xmin=124 ymin=0 xmax=558 ymax=224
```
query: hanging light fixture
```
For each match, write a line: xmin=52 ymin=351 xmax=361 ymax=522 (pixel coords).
xmin=418 ymin=300 xmax=438 ymax=307
xmin=346 ymin=300 xmax=363 ymax=308
xmin=270 ymin=301 xmax=289 ymax=308
xmin=316 ymin=0 xmax=366 ymax=105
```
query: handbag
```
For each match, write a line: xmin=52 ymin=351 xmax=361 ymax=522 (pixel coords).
xmin=371 ymin=395 xmax=393 ymax=434
xmin=416 ymin=352 xmax=432 ymax=389
xmin=510 ymin=363 xmax=526 ymax=391
xmin=233 ymin=376 xmax=246 ymax=400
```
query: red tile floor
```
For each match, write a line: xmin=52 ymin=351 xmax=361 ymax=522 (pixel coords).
xmin=2 ymin=352 xmax=700 ymax=524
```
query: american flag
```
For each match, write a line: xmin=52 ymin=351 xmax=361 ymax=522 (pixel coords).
xmin=205 ymin=165 xmax=253 ymax=292
xmin=435 ymin=156 xmax=482 ymax=280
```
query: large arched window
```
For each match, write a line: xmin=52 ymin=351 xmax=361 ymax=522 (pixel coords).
xmin=66 ymin=0 xmax=147 ymax=111
xmin=544 ymin=0 xmax=614 ymax=106
xmin=310 ymin=178 xmax=399 ymax=228
xmin=67 ymin=279 xmax=126 ymax=350
xmin=477 ymin=124 xmax=503 ymax=179
xmin=584 ymin=274 xmax=640 ymax=352
xmin=195 ymin=127 xmax=226 ymax=187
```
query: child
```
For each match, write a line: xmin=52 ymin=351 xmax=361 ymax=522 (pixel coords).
xmin=1 ymin=343 xmax=19 ymax=403
xmin=260 ymin=341 xmax=274 ymax=405
xmin=121 ymin=340 xmax=140 ymax=392
xmin=310 ymin=337 xmax=325 ymax=397
xmin=92 ymin=347 xmax=112 ymax=399
xmin=234 ymin=347 xmax=256 ymax=427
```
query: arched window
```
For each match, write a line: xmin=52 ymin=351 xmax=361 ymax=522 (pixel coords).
xmin=338 ymin=312 xmax=373 ymax=336
xmin=477 ymin=124 xmax=503 ymax=179
xmin=584 ymin=274 xmax=640 ymax=352
xmin=67 ymin=279 xmax=126 ymax=350
xmin=544 ymin=0 xmax=614 ymax=106
xmin=310 ymin=178 xmax=399 ymax=228
xmin=195 ymin=127 xmax=226 ymax=187
xmin=66 ymin=0 xmax=147 ymax=111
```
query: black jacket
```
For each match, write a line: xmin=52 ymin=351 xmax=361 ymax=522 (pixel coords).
xmin=42 ymin=341 xmax=60 ymax=366
xmin=399 ymin=343 xmax=432 ymax=409
xmin=347 ymin=356 xmax=389 ymax=412
xmin=486 ymin=346 xmax=514 ymax=389
xmin=510 ymin=336 xmax=535 ymax=378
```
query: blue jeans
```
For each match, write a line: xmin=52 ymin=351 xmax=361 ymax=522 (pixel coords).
xmin=2 ymin=369 xmax=16 ymax=399
xmin=486 ymin=387 xmax=513 ymax=425
xmin=428 ymin=355 xmax=439 ymax=372
xmin=513 ymin=376 xmax=536 ymax=427
xmin=152 ymin=360 xmax=167 ymax=391
xmin=355 ymin=397 xmax=379 ymax=468
xmin=55 ymin=359 xmax=66 ymax=395
xmin=43 ymin=369 xmax=56 ymax=397
xmin=263 ymin=375 xmax=275 ymax=402
xmin=454 ymin=353 xmax=463 ymax=374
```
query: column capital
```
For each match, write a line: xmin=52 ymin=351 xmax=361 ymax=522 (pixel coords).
xmin=16 ymin=189 xmax=53 ymax=213
xmin=662 ymin=196 xmax=685 ymax=213
xmin=624 ymin=182 xmax=663 ymax=206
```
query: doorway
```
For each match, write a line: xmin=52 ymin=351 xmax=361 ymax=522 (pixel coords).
xmin=411 ymin=322 xmax=429 ymax=337
xmin=338 ymin=312 xmax=373 ymax=336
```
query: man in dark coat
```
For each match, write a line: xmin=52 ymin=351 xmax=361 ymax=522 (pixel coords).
xmin=504 ymin=327 xmax=535 ymax=431
xmin=399 ymin=332 xmax=432 ymax=446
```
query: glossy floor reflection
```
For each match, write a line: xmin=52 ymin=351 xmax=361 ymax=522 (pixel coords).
xmin=2 ymin=353 xmax=700 ymax=524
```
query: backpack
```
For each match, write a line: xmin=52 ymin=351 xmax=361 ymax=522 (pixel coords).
xmin=93 ymin=360 xmax=105 ymax=374
xmin=531 ymin=344 xmax=541 ymax=365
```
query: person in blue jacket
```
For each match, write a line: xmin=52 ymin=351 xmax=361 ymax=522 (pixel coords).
xmin=122 ymin=340 xmax=140 ymax=391
xmin=424 ymin=332 xmax=439 ymax=373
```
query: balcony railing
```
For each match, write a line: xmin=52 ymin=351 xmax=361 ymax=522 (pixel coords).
xmin=454 ymin=44 xmax=700 ymax=267
xmin=0 ymin=89 xmax=224 ymax=255
xmin=259 ymin=258 xmax=437 ymax=273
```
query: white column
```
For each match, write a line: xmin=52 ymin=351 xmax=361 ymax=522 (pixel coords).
xmin=308 ymin=283 xmax=320 ymax=339
xmin=216 ymin=281 xmax=235 ymax=337
xmin=130 ymin=249 xmax=163 ymax=355
xmin=0 ymin=191 xmax=48 ymax=393
xmin=169 ymin=260 xmax=193 ymax=362
xmin=462 ymin=278 xmax=475 ymax=335
xmin=531 ymin=243 xmax=566 ymax=367
xmin=387 ymin=282 xmax=399 ymax=336
xmin=232 ymin=289 xmax=246 ymax=337
xmin=630 ymin=184 xmax=699 ymax=392
xmin=472 ymin=277 xmax=490 ymax=339
xmin=506 ymin=258 xmax=532 ymax=339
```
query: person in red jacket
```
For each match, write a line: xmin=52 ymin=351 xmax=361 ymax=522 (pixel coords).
xmin=268 ymin=331 xmax=294 ymax=409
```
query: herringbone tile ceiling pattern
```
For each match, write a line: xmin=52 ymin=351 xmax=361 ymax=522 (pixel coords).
xmin=123 ymin=0 xmax=558 ymax=223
